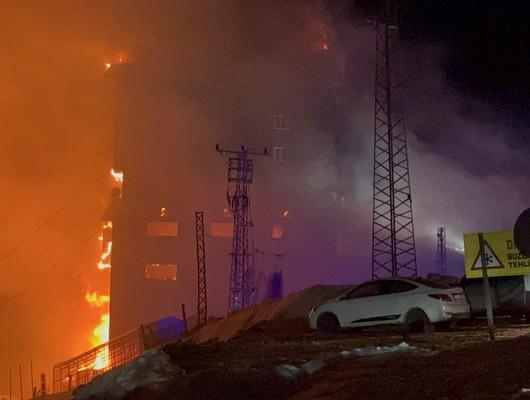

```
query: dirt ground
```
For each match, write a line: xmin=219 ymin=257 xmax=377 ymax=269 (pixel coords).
xmin=147 ymin=318 xmax=530 ymax=400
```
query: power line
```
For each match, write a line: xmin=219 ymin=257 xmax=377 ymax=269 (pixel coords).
xmin=0 ymin=228 xmax=101 ymax=312
xmin=0 ymin=145 xmax=191 ymax=308
xmin=0 ymin=203 xmax=104 ymax=292
xmin=0 ymin=171 xmax=106 ymax=265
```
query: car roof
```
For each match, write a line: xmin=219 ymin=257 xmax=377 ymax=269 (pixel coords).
xmin=365 ymin=277 xmax=427 ymax=287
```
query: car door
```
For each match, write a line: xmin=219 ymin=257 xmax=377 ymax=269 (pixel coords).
xmin=367 ymin=280 xmax=420 ymax=325
xmin=333 ymin=281 xmax=386 ymax=327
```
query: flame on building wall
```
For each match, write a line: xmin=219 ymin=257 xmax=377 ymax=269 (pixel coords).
xmin=110 ymin=168 xmax=124 ymax=183
xmin=85 ymin=292 xmax=110 ymax=308
xmin=90 ymin=313 xmax=110 ymax=347
xmin=103 ymin=52 xmax=129 ymax=72
xmin=81 ymin=210 xmax=115 ymax=371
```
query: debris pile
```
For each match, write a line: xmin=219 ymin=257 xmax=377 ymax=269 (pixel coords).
xmin=187 ymin=284 xmax=352 ymax=343
xmin=73 ymin=349 xmax=184 ymax=400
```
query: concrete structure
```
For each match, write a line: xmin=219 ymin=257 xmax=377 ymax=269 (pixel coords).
xmin=106 ymin=35 xmax=352 ymax=338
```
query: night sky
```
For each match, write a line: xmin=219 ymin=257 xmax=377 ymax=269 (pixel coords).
xmin=1 ymin=0 xmax=530 ymax=394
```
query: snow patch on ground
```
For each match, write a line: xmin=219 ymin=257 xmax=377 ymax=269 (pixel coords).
xmin=275 ymin=342 xmax=423 ymax=380
xmin=341 ymin=342 xmax=415 ymax=357
xmin=73 ymin=349 xmax=183 ymax=400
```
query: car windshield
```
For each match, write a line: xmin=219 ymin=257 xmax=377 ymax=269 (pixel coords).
xmin=342 ymin=279 xmax=418 ymax=299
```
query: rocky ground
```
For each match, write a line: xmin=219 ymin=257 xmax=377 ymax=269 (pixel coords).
xmin=74 ymin=318 xmax=530 ymax=400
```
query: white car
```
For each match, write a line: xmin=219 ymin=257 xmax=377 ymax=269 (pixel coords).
xmin=309 ymin=278 xmax=471 ymax=333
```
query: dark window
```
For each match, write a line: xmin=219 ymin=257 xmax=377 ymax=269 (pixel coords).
xmin=273 ymin=114 xmax=287 ymax=130
xmin=386 ymin=280 xmax=418 ymax=294
xmin=412 ymin=277 xmax=452 ymax=289
xmin=273 ymin=146 xmax=287 ymax=161
xmin=343 ymin=282 xmax=384 ymax=299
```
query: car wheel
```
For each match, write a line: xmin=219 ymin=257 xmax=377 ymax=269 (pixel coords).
xmin=316 ymin=313 xmax=340 ymax=334
xmin=405 ymin=308 xmax=432 ymax=334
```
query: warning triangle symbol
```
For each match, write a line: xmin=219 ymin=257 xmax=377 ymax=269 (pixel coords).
xmin=470 ymin=240 xmax=505 ymax=270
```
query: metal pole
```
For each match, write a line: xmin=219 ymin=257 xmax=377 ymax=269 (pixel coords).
xmin=9 ymin=365 xmax=12 ymax=400
xmin=181 ymin=303 xmax=188 ymax=331
xmin=30 ymin=362 xmax=34 ymax=400
xmin=19 ymin=364 xmax=23 ymax=400
xmin=478 ymin=232 xmax=495 ymax=340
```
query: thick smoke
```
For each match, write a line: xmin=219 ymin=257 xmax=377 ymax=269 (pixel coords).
xmin=0 ymin=0 xmax=527 ymax=393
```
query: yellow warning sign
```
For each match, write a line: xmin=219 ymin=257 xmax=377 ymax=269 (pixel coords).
xmin=464 ymin=230 xmax=530 ymax=278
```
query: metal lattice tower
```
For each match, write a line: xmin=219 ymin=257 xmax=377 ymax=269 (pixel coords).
xmin=216 ymin=145 xmax=268 ymax=313
xmin=436 ymin=226 xmax=447 ymax=274
xmin=195 ymin=211 xmax=207 ymax=326
xmin=372 ymin=0 xmax=417 ymax=278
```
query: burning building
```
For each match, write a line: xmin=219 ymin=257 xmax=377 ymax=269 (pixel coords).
xmin=105 ymin=3 xmax=356 ymax=338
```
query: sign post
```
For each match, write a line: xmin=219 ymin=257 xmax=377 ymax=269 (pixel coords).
xmin=464 ymin=230 xmax=530 ymax=278
xmin=478 ymin=233 xmax=495 ymax=341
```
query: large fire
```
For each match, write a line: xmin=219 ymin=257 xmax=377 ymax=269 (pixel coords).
xmin=93 ymin=346 xmax=110 ymax=371
xmin=97 ymin=241 xmax=112 ymax=270
xmin=85 ymin=292 xmax=110 ymax=308
xmin=82 ymin=212 xmax=116 ymax=371
xmin=80 ymin=167 xmax=122 ymax=371
xmin=90 ymin=313 xmax=110 ymax=347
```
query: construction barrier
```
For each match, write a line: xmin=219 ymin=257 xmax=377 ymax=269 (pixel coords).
xmin=52 ymin=317 xmax=185 ymax=393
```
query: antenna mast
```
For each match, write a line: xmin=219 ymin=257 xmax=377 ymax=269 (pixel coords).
xmin=372 ymin=0 xmax=417 ymax=278
xmin=216 ymin=145 xmax=268 ymax=312
xmin=436 ymin=226 xmax=447 ymax=274
xmin=195 ymin=211 xmax=207 ymax=326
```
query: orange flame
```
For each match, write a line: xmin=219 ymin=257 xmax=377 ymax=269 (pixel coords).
xmin=78 ymin=313 xmax=110 ymax=372
xmin=90 ymin=313 xmax=110 ymax=347
xmin=97 ymin=262 xmax=111 ymax=271
xmin=97 ymin=241 xmax=112 ymax=270
xmin=100 ymin=242 xmax=112 ymax=261
xmin=93 ymin=345 xmax=110 ymax=371
xmin=85 ymin=292 xmax=110 ymax=308
xmin=110 ymin=168 xmax=123 ymax=183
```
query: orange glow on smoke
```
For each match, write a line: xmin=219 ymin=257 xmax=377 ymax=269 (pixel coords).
xmin=110 ymin=168 xmax=123 ymax=183
xmin=85 ymin=292 xmax=110 ymax=308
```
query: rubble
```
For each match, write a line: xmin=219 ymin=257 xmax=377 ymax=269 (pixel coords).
xmin=187 ymin=284 xmax=352 ymax=343
xmin=73 ymin=349 xmax=184 ymax=400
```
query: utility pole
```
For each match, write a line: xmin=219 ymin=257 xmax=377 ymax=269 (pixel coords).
xmin=30 ymin=362 xmax=34 ymax=400
xmin=478 ymin=233 xmax=495 ymax=340
xmin=40 ymin=373 xmax=47 ymax=397
xmin=195 ymin=211 xmax=207 ymax=326
xmin=372 ymin=0 xmax=417 ymax=278
xmin=18 ymin=364 xmax=23 ymax=400
xmin=216 ymin=144 xmax=268 ymax=313
xmin=436 ymin=227 xmax=447 ymax=274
